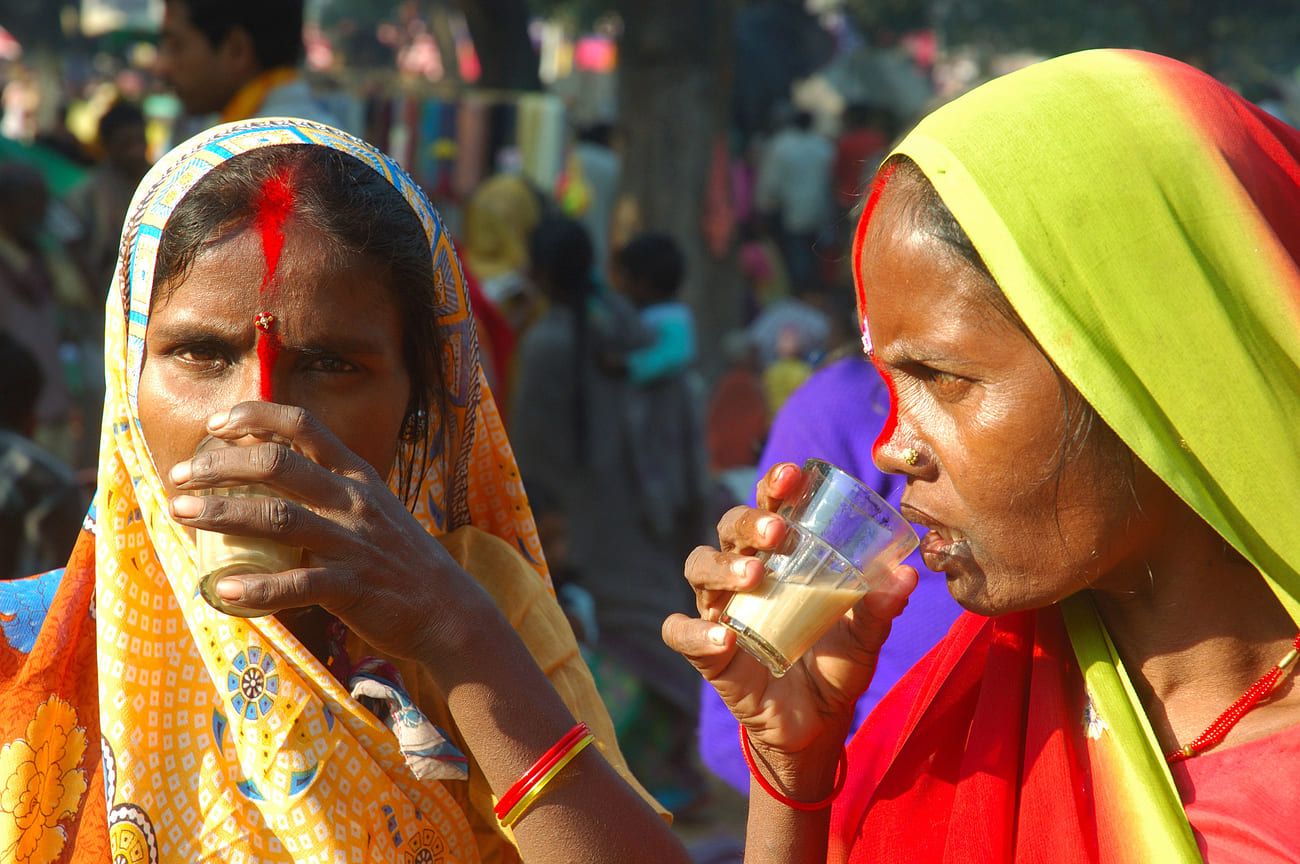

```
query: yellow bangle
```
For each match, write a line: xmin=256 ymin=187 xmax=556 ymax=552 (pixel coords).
xmin=500 ymin=732 xmax=595 ymax=828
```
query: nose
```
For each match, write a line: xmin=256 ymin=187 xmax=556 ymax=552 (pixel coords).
xmin=872 ymin=425 xmax=929 ymax=478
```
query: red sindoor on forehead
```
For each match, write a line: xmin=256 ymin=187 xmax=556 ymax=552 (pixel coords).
xmin=850 ymin=162 xmax=904 ymax=461
xmin=253 ymin=171 xmax=296 ymax=401
xmin=254 ymin=171 xmax=296 ymax=295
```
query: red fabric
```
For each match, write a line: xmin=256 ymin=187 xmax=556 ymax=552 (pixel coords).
xmin=706 ymin=367 xmax=768 ymax=470
xmin=830 ymin=609 xmax=1110 ymax=863
xmin=0 ymin=531 xmax=109 ymax=862
xmin=1173 ymin=723 xmax=1300 ymax=863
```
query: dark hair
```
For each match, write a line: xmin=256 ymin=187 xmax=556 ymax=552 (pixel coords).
xmin=98 ymin=100 xmax=145 ymax=144
xmin=529 ymin=216 xmax=594 ymax=464
xmin=152 ymin=144 xmax=445 ymax=508
xmin=0 ymin=333 xmax=42 ymax=431
xmin=577 ymin=123 xmax=614 ymax=148
xmin=166 ymin=0 xmax=304 ymax=70
xmin=615 ymin=232 xmax=685 ymax=303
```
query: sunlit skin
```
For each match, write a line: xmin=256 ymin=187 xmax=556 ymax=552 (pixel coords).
xmin=663 ymin=172 xmax=1300 ymax=864
xmin=138 ymin=219 xmax=411 ymax=659
xmin=861 ymin=175 xmax=1172 ymax=616
xmin=139 ymin=221 xmax=410 ymax=503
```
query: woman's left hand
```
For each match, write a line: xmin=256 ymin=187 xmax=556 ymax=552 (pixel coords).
xmin=168 ymin=400 xmax=484 ymax=661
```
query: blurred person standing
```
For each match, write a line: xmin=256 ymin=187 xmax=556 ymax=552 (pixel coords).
xmin=511 ymin=217 xmax=705 ymax=813
xmin=155 ymin=0 xmax=339 ymax=130
xmin=65 ymin=101 xmax=151 ymax=470
xmin=68 ymin=101 xmax=151 ymax=299
xmin=463 ymin=174 xmax=544 ymax=334
xmin=0 ymin=334 xmax=85 ymax=580
xmin=756 ymin=110 xmax=833 ymax=294
xmin=0 ymin=164 xmax=92 ymax=463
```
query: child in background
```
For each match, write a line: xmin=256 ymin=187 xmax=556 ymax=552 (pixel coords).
xmin=605 ymin=232 xmax=696 ymax=385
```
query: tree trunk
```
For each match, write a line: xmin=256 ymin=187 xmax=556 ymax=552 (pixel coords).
xmin=616 ymin=0 xmax=742 ymax=381
xmin=453 ymin=0 xmax=541 ymax=91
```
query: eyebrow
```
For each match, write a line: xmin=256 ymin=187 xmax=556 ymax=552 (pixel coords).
xmin=147 ymin=318 xmax=246 ymax=344
xmin=293 ymin=336 xmax=390 ymax=357
xmin=874 ymin=335 xmax=985 ymax=370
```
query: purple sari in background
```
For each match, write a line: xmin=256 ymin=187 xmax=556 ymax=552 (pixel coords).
xmin=698 ymin=355 xmax=963 ymax=794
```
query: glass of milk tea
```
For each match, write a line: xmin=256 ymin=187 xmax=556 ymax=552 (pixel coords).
xmin=720 ymin=459 xmax=918 ymax=677
xmin=192 ymin=435 xmax=301 ymax=618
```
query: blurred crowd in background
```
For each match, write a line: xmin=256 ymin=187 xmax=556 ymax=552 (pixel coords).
xmin=2 ymin=0 xmax=1297 ymax=856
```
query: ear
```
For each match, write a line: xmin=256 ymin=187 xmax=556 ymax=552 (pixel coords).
xmin=218 ymin=25 xmax=260 ymax=75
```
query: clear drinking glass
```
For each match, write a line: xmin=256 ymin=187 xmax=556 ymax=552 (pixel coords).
xmin=193 ymin=435 xmax=301 ymax=618
xmin=720 ymin=459 xmax=919 ymax=677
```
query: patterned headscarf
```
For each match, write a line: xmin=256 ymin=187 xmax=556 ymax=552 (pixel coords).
xmin=0 ymin=118 xmax=549 ymax=864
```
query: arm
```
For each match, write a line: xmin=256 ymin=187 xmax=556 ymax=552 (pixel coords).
xmin=418 ymin=527 xmax=668 ymax=855
xmin=171 ymin=401 xmax=687 ymax=864
xmin=424 ymin=590 xmax=685 ymax=862
xmin=743 ymin=745 xmax=841 ymax=864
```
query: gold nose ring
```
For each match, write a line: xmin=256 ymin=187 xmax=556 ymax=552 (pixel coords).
xmin=902 ymin=447 xmax=920 ymax=466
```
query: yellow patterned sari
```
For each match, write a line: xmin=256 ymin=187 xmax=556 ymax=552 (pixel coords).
xmin=0 ymin=118 xmax=656 ymax=864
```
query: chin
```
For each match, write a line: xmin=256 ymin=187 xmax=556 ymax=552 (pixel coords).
xmin=943 ymin=566 xmax=1052 ymax=618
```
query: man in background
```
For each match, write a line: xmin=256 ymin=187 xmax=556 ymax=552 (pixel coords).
xmin=755 ymin=109 xmax=833 ymax=294
xmin=0 ymin=164 xmax=93 ymax=464
xmin=156 ymin=0 xmax=340 ymax=129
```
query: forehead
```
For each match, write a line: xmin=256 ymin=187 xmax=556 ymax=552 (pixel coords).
xmin=154 ymin=222 xmax=398 ymax=331
xmin=861 ymin=182 xmax=1012 ymax=346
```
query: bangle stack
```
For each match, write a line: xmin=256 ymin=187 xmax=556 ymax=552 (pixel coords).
xmin=739 ymin=725 xmax=847 ymax=811
xmin=494 ymin=722 xmax=596 ymax=828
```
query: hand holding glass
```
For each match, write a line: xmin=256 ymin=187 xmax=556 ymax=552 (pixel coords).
xmin=192 ymin=435 xmax=302 ymax=617
xmin=720 ymin=460 xmax=919 ymax=677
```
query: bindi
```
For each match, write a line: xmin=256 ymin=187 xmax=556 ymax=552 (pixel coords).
xmin=251 ymin=172 xmax=296 ymax=400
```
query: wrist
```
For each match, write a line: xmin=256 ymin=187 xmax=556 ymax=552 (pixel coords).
xmin=410 ymin=587 xmax=510 ymax=683
xmin=743 ymin=727 xmax=847 ymax=805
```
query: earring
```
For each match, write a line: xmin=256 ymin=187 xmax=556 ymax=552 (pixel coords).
xmin=902 ymin=447 xmax=920 ymax=467
xmin=401 ymin=409 xmax=428 ymax=442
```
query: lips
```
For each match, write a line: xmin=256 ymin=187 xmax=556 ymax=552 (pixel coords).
xmin=901 ymin=503 xmax=972 ymax=571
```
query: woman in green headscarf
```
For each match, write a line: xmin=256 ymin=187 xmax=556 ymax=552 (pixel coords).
xmin=666 ymin=49 xmax=1300 ymax=862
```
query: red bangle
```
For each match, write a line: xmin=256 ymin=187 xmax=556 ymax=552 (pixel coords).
xmin=739 ymin=725 xmax=847 ymax=811
xmin=493 ymin=722 xmax=592 ymax=820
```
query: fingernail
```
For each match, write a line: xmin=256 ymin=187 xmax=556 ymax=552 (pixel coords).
xmin=215 ymin=578 xmax=244 ymax=601
xmin=732 ymin=559 xmax=756 ymax=581
xmin=759 ymin=517 xmax=780 ymax=540
xmin=207 ymin=411 xmax=228 ymax=430
xmin=171 ymin=495 xmax=202 ymax=518
xmin=778 ymin=464 xmax=797 ymax=483
xmin=708 ymin=626 xmax=728 ymax=646
xmin=169 ymin=461 xmax=192 ymax=484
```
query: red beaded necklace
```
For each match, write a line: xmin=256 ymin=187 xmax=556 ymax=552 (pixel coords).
xmin=1166 ymin=632 xmax=1300 ymax=763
